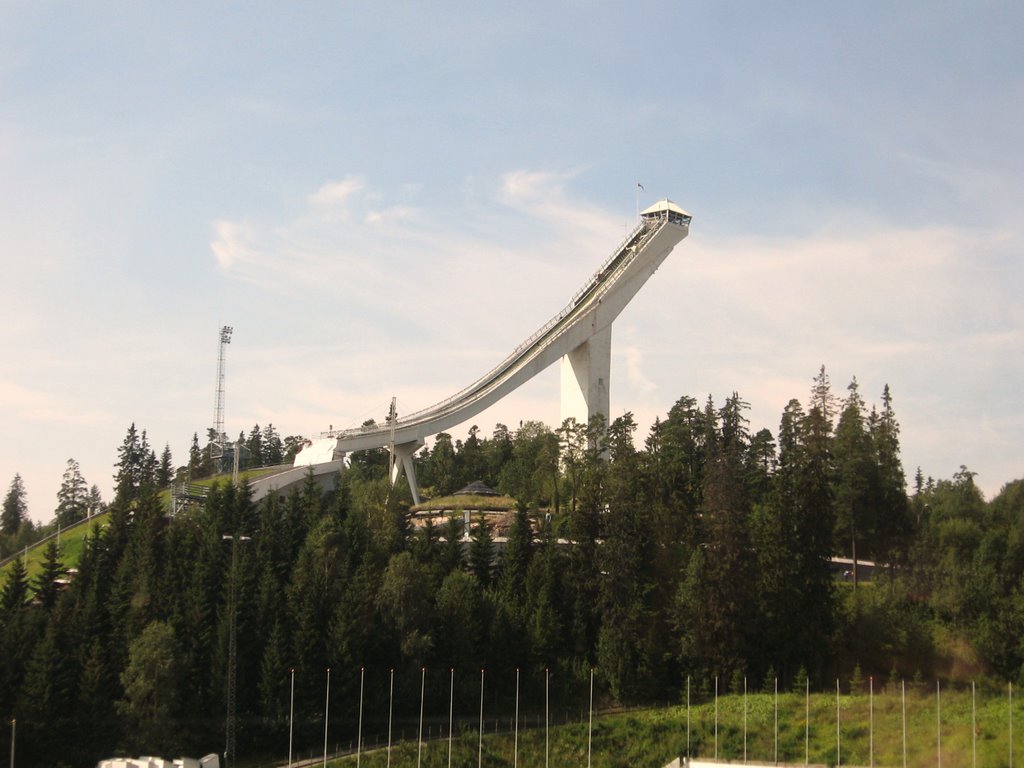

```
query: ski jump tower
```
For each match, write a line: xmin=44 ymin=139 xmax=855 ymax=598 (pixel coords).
xmin=282 ymin=200 xmax=691 ymax=504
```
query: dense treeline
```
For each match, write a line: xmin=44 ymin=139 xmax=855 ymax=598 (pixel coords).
xmin=0 ymin=423 xmax=302 ymax=560
xmin=1 ymin=368 xmax=1023 ymax=766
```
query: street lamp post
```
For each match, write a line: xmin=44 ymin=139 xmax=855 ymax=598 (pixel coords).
xmin=222 ymin=533 xmax=250 ymax=768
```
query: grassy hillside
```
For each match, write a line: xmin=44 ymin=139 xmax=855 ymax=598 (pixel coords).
xmin=315 ymin=686 xmax=1023 ymax=768
xmin=0 ymin=467 xmax=285 ymax=581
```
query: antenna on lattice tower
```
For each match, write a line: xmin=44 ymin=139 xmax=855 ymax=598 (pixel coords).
xmin=212 ymin=325 xmax=233 ymax=467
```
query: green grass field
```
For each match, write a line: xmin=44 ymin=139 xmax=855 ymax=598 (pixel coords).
xmin=315 ymin=686 xmax=1023 ymax=768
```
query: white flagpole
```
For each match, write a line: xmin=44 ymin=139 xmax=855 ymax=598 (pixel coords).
xmin=805 ymin=677 xmax=810 ymax=767
xmin=514 ymin=668 xmax=520 ymax=768
xmin=478 ymin=669 xmax=485 ymax=768
xmin=323 ymin=667 xmax=331 ymax=768
xmin=972 ymin=680 xmax=977 ymax=768
xmin=744 ymin=675 xmax=748 ymax=763
xmin=836 ymin=678 xmax=841 ymax=767
xmin=288 ymin=668 xmax=295 ymax=768
xmin=588 ymin=668 xmax=594 ymax=768
xmin=357 ymin=666 xmax=365 ymax=768
xmin=417 ymin=667 xmax=426 ymax=768
xmin=387 ymin=669 xmax=394 ymax=768
xmin=902 ymin=679 xmax=907 ymax=768
xmin=774 ymin=677 xmax=778 ymax=766
xmin=545 ymin=668 xmax=550 ymax=768
xmin=448 ymin=668 xmax=455 ymax=768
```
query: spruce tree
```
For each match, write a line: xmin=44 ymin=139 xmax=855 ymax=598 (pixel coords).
xmin=188 ymin=432 xmax=203 ymax=477
xmin=262 ymin=423 xmax=284 ymax=466
xmin=247 ymin=424 xmax=264 ymax=468
xmin=468 ymin=513 xmax=495 ymax=589
xmin=0 ymin=554 xmax=30 ymax=615
xmin=0 ymin=556 xmax=37 ymax=722
xmin=114 ymin=423 xmax=144 ymax=502
xmin=873 ymin=384 xmax=912 ymax=564
xmin=157 ymin=443 xmax=174 ymax=487
xmin=33 ymin=539 xmax=66 ymax=610
xmin=1 ymin=473 xmax=28 ymax=535
xmin=498 ymin=505 xmax=533 ymax=604
xmin=435 ymin=569 xmax=484 ymax=667
xmin=87 ymin=484 xmax=104 ymax=517
xmin=56 ymin=458 xmax=89 ymax=526
xmin=833 ymin=378 xmax=878 ymax=587
xmin=117 ymin=620 xmax=182 ymax=754
xmin=75 ymin=638 xmax=120 ymax=760
xmin=17 ymin=604 xmax=77 ymax=763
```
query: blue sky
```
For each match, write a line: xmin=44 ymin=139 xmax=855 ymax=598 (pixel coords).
xmin=2 ymin=2 xmax=1021 ymax=521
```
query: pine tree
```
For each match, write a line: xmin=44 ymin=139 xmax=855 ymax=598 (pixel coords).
xmin=460 ymin=424 xmax=486 ymax=485
xmin=428 ymin=433 xmax=458 ymax=495
xmin=833 ymin=378 xmax=878 ymax=588
xmin=1 ymin=556 xmax=31 ymax=618
xmin=1 ymin=473 xmax=28 ymax=535
xmin=0 ymin=555 xmax=36 ymax=720
xmin=873 ymin=384 xmax=912 ymax=564
xmin=140 ymin=429 xmax=159 ymax=488
xmin=468 ymin=513 xmax=495 ymax=589
xmin=157 ymin=443 xmax=174 ymax=487
xmin=117 ymin=621 xmax=182 ymax=754
xmin=434 ymin=569 xmax=484 ymax=667
xmin=498 ymin=505 xmax=533 ymax=604
xmin=375 ymin=551 xmax=434 ymax=662
xmin=188 ymin=432 xmax=203 ymax=477
xmin=87 ymin=484 xmax=104 ymax=517
xmin=440 ymin=514 xmax=465 ymax=574
xmin=263 ymin=423 xmax=284 ymax=466
xmin=17 ymin=604 xmax=77 ymax=763
xmin=525 ymin=528 xmax=564 ymax=667
xmin=114 ymin=423 xmax=145 ymax=502
xmin=56 ymin=458 xmax=89 ymax=526
xmin=597 ymin=494 xmax=649 ymax=700
xmin=75 ymin=638 xmax=120 ymax=760
xmin=767 ymin=397 xmax=835 ymax=676
xmin=486 ymin=423 xmax=514 ymax=483
xmin=686 ymin=396 xmax=755 ymax=678
xmin=247 ymin=424 xmax=264 ymax=468
xmin=33 ymin=539 xmax=66 ymax=610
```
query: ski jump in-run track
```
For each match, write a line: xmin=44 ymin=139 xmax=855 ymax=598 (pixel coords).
xmin=253 ymin=199 xmax=691 ymax=505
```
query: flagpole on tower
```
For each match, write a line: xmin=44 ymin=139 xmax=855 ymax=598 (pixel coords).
xmin=636 ymin=182 xmax=645 ymax=221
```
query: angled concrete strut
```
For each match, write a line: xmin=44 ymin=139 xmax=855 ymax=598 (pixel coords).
xmin=334 ymin=201 xmax=691 ymax=503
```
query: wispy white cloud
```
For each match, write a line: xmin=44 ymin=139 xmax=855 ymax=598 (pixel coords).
xmin=308 ymin=176 xmax=364 ymax=211
xmin=366 ymin=205 xmax=420 ymax=225
xmin=211 ymin=219 xmax=258 ymax=271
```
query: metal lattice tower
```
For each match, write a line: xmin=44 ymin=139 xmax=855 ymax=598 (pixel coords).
xmin=212 ymin=326 xmax=233 ymax=465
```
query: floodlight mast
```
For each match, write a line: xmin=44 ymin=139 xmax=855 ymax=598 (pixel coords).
xmin=212 ymin=326 xmax=233 ymax=468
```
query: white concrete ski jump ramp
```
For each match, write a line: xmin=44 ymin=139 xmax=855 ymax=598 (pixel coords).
xmin=280 ymin=199 xmax=691 ymax=504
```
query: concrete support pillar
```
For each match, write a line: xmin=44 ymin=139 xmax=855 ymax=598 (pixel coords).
xmin=560 ymin=324 xmax=611 ymax=428
xmin=388 ymin=439 xmax=424 ymax=505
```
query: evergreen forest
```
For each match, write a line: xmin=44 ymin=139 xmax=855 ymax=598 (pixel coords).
xmin=2 ymin=367 xmax=1024 ymax=766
